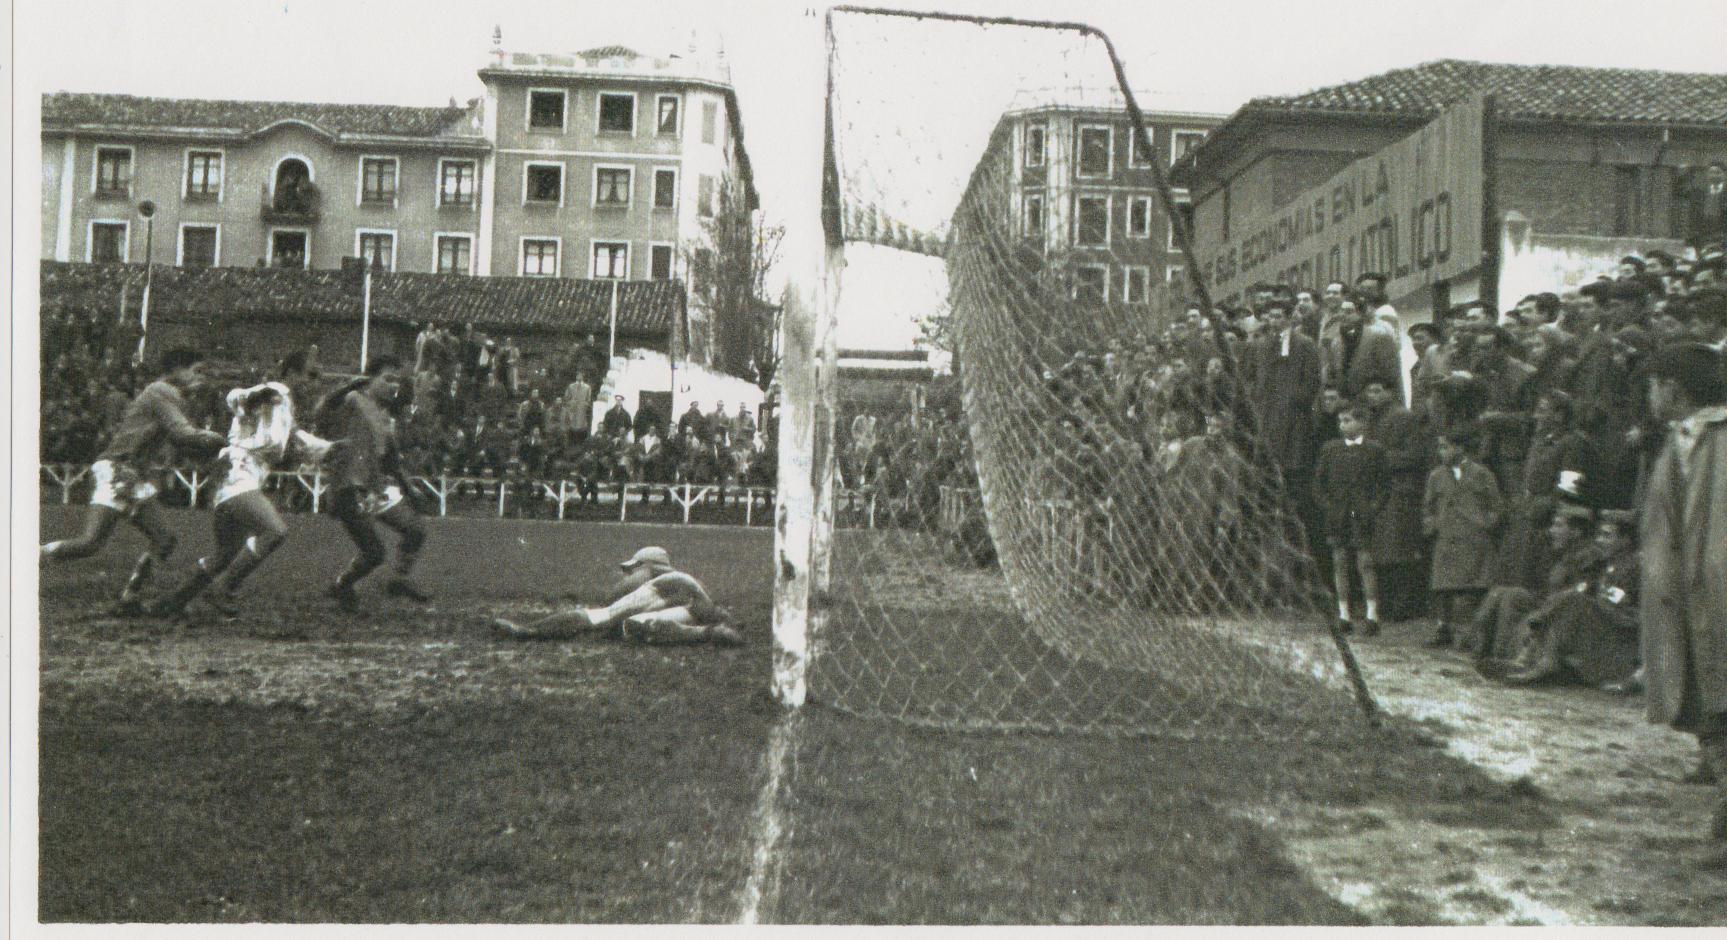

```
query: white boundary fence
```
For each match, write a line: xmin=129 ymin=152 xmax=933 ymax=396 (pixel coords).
xmin=38 ymin=463 xmax=783 ymax=526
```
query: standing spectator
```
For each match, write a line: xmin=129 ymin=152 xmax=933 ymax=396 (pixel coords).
xmin=602 ymin=394 xmax=633 ymax=441
xmin=1314 ymin=403 xmax=1388 ymax=636
xmin=734 ymin=402 xmax=758 ymax=446
xmin=1639 ymin=342 xmax=1727 ymax=852
xmin=1684 ymin=161 xmax=1727 ymax=251
xmin=413 ymin=321 xmax=434 ymax=374
xmin=1408 ymin=322 xmax=1448 ymax=415
xmin=709 ymin=401 xmax=731 ymax=448
xmin=1364 ymin=378 xmax=1433 ymax=622
xmin=1323 ymin=297 xmax=1403 ymax=399
xmin=633 ymin=399 xmax=663 ymax=442
xmin=1423 ymin=426 xmax=1503 ymax=649
xmin=499 ymin=336 xmax=522 ymax=394
xmin=677 ymin=400 xmax=708 ymax=442
xmin=562 ymin=373 xmax=594 ymax=436
xmin=516 ymin=386 xmax=547 ymax=434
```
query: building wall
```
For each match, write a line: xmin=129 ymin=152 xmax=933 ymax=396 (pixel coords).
xmin=44 ymin=126 xmax=486 ymax=273
xmin=1002 ymin=108 xmax=1222 ymax=300
xmin=1188 ymin=118 xmax=1722 ymax=300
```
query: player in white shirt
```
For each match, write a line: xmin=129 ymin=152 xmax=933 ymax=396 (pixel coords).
xmin=150 ymin=351 xmax=336 ymax=617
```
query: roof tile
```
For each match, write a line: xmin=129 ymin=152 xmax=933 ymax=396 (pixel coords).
xmin=42 ymin=91 xmax=479 ymax=139
xmin=39 ymin=261 xmax=682 ymax=338
xmin=1253 ymin=59 xmax=1727 ymax=125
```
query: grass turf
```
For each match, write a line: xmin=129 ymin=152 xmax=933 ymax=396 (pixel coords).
xmin=37 ymin=504 xmax=1551 ymax=923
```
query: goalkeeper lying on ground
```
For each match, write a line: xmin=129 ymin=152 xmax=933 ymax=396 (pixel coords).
xmin=490 ymin=546 xmax=743 ymax=646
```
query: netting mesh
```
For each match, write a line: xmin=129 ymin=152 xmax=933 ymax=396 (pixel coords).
xmin=808 ymin=10 xmax=1372 ymax=737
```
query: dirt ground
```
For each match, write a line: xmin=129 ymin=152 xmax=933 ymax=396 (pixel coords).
xmin=1255 ymin=623 xmax=1727 ymax=926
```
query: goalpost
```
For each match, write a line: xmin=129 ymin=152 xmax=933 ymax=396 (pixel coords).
xmin=772 ymin=6 xmax=1377 ymax=737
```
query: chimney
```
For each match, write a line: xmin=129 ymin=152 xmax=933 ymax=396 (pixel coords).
xmin=491 ymin=24 xmax=504 ymax=66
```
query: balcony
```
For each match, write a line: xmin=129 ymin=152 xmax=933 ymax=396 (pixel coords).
xmin=260 ymin=181 xmax=321 ymax=225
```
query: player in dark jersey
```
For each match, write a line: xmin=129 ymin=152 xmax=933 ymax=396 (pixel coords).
xmin=322 ymin=355 xmax=432 ymax=612
xmin=41 ymin=347 xmax=227 ymax=606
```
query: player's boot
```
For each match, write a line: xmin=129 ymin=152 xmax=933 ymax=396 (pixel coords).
xmin=328 ymin=580 xmax=361 ymax=614
xmin=385 ymin=577 xmax=433 ymax=602
xmin=707 ymin=624 xmax=745 ymax=646
xmin=148 ymin=566 xmax=216 ymax=618
xmin=491 ymin=618 xmax=542 ymax=639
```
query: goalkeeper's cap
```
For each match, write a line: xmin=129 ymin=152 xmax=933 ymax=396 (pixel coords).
xmin=620 ymin=546 xmax=671 ymax=571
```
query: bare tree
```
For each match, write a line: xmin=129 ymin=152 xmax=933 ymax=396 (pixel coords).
xmin=685 ymin=178 xmax=784 ymax=389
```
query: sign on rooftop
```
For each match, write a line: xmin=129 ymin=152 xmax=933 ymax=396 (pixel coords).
xmin=1197 ymin=93 xmax=1488 ymax=303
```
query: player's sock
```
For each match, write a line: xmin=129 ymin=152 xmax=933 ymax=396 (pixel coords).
xmin=1337 ymin=599 xmax=1350 ymax=620
xmin=217 ymin=545 xmax=268 ymax=596
xmin=1364 ymin=598 xmax=1379 ymax=621
xmin=121 ymin=553 xmax=156 ymax=602
xmin=584 ymin=607 xmax=608 ymax=626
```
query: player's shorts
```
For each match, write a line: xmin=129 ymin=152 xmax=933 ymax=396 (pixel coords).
xmin=89 ymin=459 xmax=159 ymax=513
xmin=356 ymin=484 xmax=406 ymax=517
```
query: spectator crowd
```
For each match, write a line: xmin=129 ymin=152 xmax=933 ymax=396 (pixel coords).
xmin=42 ymin=317 xmax=777 ymax=517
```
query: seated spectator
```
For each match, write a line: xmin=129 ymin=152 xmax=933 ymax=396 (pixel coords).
xmin=1465 ymin=502 xmax=1598 ymax=662
xmin=1501 ymin=510 xmax=1640 ymax=688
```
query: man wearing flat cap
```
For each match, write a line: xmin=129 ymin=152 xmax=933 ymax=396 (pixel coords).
xmin=1640 ymin=341 xmax=1727 ymax=860
xmin=491 ymin=546 xmax=742 ymax=646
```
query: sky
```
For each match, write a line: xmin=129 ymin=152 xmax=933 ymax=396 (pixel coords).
xmin=15 ymin=0 xmax=1727 ymax=345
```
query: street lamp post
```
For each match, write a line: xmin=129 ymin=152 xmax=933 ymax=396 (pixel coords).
xmin=136 ymin=199 xmax=156 ymax=363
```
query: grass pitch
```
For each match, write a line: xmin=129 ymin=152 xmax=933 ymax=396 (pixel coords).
xmin=37 ymin=505 xmax=1551 ymax=924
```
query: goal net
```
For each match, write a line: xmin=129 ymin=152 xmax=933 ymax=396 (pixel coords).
xmin=801 ymin=8 xmax=1373 ymax=737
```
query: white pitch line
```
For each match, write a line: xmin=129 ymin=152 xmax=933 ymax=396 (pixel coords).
xmin=736 ymin=712 xmax=800 ymax=924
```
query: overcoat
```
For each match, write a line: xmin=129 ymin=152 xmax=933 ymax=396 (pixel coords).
xmin=1424 ymin=458 xmax=1503 ymax=591
xmin=1640 ymin=407 xmax=1727 ymax=729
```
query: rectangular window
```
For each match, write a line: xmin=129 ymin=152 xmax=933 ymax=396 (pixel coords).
xmin=653 ymin=168 xmax=678 ymax=210
xmin=357 ymin=230 xmax=395 ymax=271
xmin=593 ymin=241 xmax=630 ymax=279
xmin=1171 ymin=130 xmax=1208 ymax=166
xmin=1023 ymin=193 xmax=1044 ymax=236
xmin=270 ymin=230 xmax=309 ymax=269
xmin=650 ymin=244 xmax=674 ymax=280
xmin=1128 ymin=196 xmax=1153 ymax=238
xmin=595 ymin=166 xmax=633 ymax=207
xmin=180 ymin=225 xmax=218 ymax=267
xmin=90 ymin=221 xmax=127 ymax=263
xmin=1075 ymin=265 xmax=1108 ymax=304
xmin=1077 ymin=126 xmax=1112 ymax=178
xmin=598 ymin=92 xmax=635 ymax=134
xmin=360 ymin=157 xmax=398 ymax=205
xmin=525 ymin=162 xmax=563 ymax=205
xmin=701 ymin=101 xmax=718 ymax=144
xmin=95 ymin=147 xmax=131 ymax=196
xmin=1024 ymin=124 xmax=1046 ymax=168
xmin=1166 ymin=265 xmax=1186 ymax=286
xmin=656 ymin=95 xmax=680 ymax=136
xmin=522 ymin=238 xmax=560 ymax=277
xmin=436 ymin=234 xmax=473 ymax=275
xmin=1123 ymin=266 xmax=1151 ymax=304
xmin=1076 ymin=196 xmax=1110 ymax=247
xmin=439 ymin=159 xmax=476 ymax=207
xmin=1129 ymin=128 xmax=1155 ymax=167
xmin=185 ymin=150 xmax=222 ymax=200
xmin=698 ymin=174 xmax=716 ymax=217
xmin=528 ymin=89 xmax=566 ymax=131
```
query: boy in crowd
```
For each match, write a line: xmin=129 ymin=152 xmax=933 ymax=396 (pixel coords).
xmin=1314 ymin=403 xmax=1388 ymax=636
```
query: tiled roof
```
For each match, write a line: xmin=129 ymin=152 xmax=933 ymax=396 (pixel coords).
xmin=41 ymin=92 xmax=481 ymax=140
xmin=1255 ymin=59 xmax=1727 ymax=126
xmin=578 ymin=45 xmax=641 ymax=59
xmin=1171 ymin=59 xmax=1727 ymax=189
xmin=39 ymin=261 xmax=682 ymax=338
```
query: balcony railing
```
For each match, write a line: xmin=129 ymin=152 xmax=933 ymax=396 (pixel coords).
xmin=260 ymin=181 xmax=321 ymax=224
